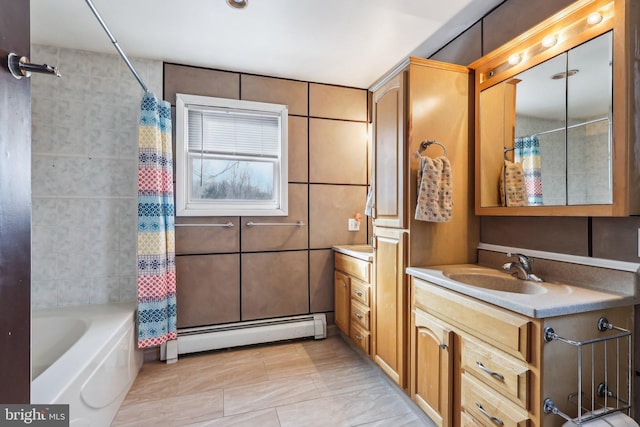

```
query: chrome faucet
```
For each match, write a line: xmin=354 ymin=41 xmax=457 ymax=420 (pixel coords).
xmin=501 ymin=252 xmax=543 ymax=282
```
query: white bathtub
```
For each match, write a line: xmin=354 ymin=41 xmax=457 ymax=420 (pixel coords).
xmin=32 ymin=303 xmax=143 ymax=427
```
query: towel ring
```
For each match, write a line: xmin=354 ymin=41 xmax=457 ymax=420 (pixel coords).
xmin=503 ymin=147 xmax=515 ymax=161
xmin=416 ymin=140 xmax=447 ymax=158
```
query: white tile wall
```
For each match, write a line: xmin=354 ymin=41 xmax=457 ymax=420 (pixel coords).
xmin=31 ymin=44 xmax=163 ymax=308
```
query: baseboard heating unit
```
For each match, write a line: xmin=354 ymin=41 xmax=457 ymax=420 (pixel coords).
xmin=175 ymin=313 xmax=327 ymax=356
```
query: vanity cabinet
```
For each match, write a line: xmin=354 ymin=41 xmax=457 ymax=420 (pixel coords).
xmin=410 ymin=276 xmax=633 ymax=427
xmin=333 ymin=251 xmax=373 ymax=356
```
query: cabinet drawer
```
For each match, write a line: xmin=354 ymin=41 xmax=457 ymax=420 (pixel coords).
xmin=461 ymin=373 xmax=529 ymax=427
xmin=461 ymin=410 xmax=482 ymax=427
xmin=351 ymin=279 xmax=370 ymax=307
xmin=351 ymin=300 xmax=370 ymax=330
xmin=335 ymin=253 xmax=370 ymax=283
xmin=413 ymin=278 xmax=532 ymax=362
xmin=461 ymin=337 xmax=529 ymax=409
xmin=350 ymin=323 xmax=370 ymax=354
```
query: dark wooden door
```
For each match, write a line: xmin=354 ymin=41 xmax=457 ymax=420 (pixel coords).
xmin=0 ymin=0 xmax=31 ymax=403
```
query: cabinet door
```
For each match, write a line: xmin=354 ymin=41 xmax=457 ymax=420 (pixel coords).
xmin=334 ymin=270 xmax=350 ymax=334
xmin=411 ymin=309 xmax=453 ymax=427
xmin=372 ymin=71 xmax=406 ymax=229
xmin=373 ymin=227 xmax=407 ymax=387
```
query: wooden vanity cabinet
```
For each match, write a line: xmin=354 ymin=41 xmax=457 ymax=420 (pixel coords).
xmin=410 ymin=276 xmax=634 ymax=427
xmin=333 ymin=252 xmax=373 ymax=356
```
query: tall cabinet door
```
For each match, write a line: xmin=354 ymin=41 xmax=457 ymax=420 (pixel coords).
xmin=372 ymin=72 xmax=406 ymax=229
xmin=373 ymin=227 xmax=407 ymax=387
xmin=411 ymin=309 xmax=453 ymax=427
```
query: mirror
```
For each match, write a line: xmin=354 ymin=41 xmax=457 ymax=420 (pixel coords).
xmin=479 ymin=31 xmax=613 ymax=208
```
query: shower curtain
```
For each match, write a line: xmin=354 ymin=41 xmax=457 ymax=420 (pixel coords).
xmin=514 ymin=135 xmax=543 ymax=205
xmin=136 ymin=92 xmax=177 ymax=348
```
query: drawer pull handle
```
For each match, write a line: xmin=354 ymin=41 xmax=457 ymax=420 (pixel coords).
xmin=476 ymin=403 xmax=504 ymax=426
xmin=354 ymin=333 xmax=362 ymax=340
xmin=354 ymin=290 xmax=363 ymax=297
xmin=476 ymin=361 xmax=505 ymax=381
xmin=353 ymin=312 xmax=364 ymax=319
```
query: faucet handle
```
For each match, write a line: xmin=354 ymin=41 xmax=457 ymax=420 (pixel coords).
xmin=506 ymin=252 xmax=533 ymax=269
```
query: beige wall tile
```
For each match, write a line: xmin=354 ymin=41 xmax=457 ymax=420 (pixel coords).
xmin=241 ymin=184 xmax=308 ymax=252
xmin=176 ymin=254 xmax=240 ymax=328
xmin=164 ymin=64 xmax=239 ymax=105
xmin=309 ymin=249 xmax=334 ymax=313
xmin=309 ymin=119 xmax=368 ymax=185
xmin=309 ymin=84 xmax=367 ymax=121
xmin=241 ymin=251 xmax=309 ymax=320
xmin=241 ymin=75 xmax=308 ymax=116
xmin=288 ymin=116 xmax=308 ymax=183
xmin=175 ymin=217 xmax=239 ymax=254
xmin=309 ymin=185 xmax=368 ymax=249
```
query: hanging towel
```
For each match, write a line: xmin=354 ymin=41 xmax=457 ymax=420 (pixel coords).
xmin=499 ymin=160 xmax=527 ymax=207
xmin=364 ymin=181 xmax=374 ymax=217
xmin=514 ymin=136 xmax=543 ymax=205
xmin=415 ymin=156 xmax=453 ymax=222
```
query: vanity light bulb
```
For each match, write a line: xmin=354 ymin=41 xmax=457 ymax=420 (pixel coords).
xmin=587 ymin=12 xmax=603 ymax=25
xmin=541 ymin=35 xmax=557 ymax=48
xmin=508 ymin=54 xmax=522 ymax=66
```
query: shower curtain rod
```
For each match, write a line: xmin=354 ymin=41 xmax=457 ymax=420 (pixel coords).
xmin=84 ymin=0 xmax=149 ymax=92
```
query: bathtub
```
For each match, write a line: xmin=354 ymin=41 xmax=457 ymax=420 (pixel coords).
xmin=32 ymin=303 xmax=143 ymax=427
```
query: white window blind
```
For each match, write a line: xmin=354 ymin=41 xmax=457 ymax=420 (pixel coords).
xmin=187 ymin=108 xmax=281 ymax=158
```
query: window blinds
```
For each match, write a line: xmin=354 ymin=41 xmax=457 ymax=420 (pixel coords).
xmin=187 ymin=108 xmax=280 ymax=158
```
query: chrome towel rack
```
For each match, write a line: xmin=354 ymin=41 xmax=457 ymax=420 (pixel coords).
xmin=175 ymin=222 xmax=234 ymax=228
xmin=542 ymin=317 xmax=632 ymax=425
xmin=246 ymin=221 xmax=304 ymax=227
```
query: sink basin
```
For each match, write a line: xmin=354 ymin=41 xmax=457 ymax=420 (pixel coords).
xmin=443 ymin=271 xmax=547 ymax=295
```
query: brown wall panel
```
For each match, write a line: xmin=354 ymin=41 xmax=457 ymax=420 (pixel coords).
xmin=309 ymin=184 xmax=368 ymax=249
xmin=241 ymin=251 xmax=309 ymax=320
xmin=241 ymin=74 xmax=308 ymax=116
xmin=309 ymin=119 xmax=368 ymax=185
xmin=175 ymin=217 xmax=240 ymax=255
xmin=430 ymin=21 xmax=483 ymax=66
xmin=309 ymin=83 xmax=368 ymax=121
xmin=309 ymin=249 xmax=334 ymax=313
xmin=242 ymin=184 xmax=309 ymax=252
xmin=164 ymin=64 xmax=239 ymax=105
xmin=480 ymin=216 xmax=589 ymax=256
xmin=176 ymin=254 xmax=240 ymax=328
xmin=592 ymin=217 xmax=640 ymax=263
xmin=288 ymin=116 xmax=309 ymax=183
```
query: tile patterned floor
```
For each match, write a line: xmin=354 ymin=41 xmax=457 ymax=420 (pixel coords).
xmin=112 ymin=335 xmax=435 ymax=426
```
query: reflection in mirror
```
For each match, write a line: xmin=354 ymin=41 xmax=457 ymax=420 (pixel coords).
xmin=514 ymin=54 xmax=567 ymax=206
xmin=566 ymin=31 xmax=613 ymax=205
xmin=479 ymin=31 xmax=613 ymax=208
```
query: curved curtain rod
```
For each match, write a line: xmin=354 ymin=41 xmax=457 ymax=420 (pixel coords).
xmin=84 ymin=0 xmax=149 ymax=92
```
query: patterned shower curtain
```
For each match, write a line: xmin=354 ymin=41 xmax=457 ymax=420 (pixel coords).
xmin=137 ymin=92 xmax=177 ymax=348
xmin=514 ymin=135 xmax=543 ymax=205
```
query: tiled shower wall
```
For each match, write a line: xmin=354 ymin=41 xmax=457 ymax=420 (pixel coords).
xmin=164 ymin=64 xmax=370 ymax=328
xmin=30 ymin=45 xmax=163 ymax=308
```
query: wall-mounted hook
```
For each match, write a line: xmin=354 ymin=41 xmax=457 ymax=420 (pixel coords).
xmin=8 ymin=53 xmax=61 ymax=80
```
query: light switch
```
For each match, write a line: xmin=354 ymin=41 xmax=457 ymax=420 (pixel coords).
xmin=348 ymin=219 xmax=360 ymax=232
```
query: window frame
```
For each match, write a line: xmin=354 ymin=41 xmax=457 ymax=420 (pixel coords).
xmin=175 ymin=93 xmax=288 ymax=217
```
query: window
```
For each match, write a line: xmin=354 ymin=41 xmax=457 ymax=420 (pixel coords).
xmin=176 ymin=94 xmax=288 ymax=216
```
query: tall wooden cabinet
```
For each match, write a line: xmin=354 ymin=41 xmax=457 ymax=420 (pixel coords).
xmin=370 ymin=57 xmax=479 ymax=389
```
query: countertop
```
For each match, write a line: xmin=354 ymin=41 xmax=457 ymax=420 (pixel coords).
xmin=407 ymin=264 xmax=637 ymax=318
xmin=332 ymin=244 xmax=373 ymax=262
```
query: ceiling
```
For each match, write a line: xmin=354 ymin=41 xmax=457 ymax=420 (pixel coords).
xmin=30 ymin=0 xmax=502 ymax=89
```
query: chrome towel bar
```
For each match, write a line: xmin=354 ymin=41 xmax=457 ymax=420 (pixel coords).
xmin=175 ymin=222 xmax=234 ymax=228
xmin=246 ymin=221 xmax=304 ymax=227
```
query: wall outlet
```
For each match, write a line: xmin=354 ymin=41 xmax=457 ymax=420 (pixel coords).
xmin=348 ymin=219 xmax=360 ymax=232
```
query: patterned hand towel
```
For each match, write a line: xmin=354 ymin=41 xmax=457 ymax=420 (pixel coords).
xmin=415 ymin=156 xmax=453 ymax=222
xmin=499 ymin=160 xmax=527 ymax=207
